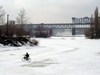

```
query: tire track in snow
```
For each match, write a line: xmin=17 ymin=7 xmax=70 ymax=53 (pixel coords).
xmin=21 ymin=48 xmax=78 ymax=67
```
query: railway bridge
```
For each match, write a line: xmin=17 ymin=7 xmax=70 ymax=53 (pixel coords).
xmin=20 ymin=23 xmax=90 ymax=36
xmin=16 ymin=17 xmax=92 ymax=36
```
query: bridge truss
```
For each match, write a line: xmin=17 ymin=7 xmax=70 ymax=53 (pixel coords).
xmin=18 ymin=23 xmax=90 ymax=36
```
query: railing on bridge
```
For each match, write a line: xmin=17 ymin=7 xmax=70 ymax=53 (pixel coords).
xmin=22 ymin=23 xmax=90 ymax=29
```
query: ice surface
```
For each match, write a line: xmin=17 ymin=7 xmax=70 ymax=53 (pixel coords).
xmin=0 ymin=37 xmax=100 ymax=75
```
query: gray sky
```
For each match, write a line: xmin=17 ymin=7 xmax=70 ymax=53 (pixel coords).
xmin=0 ymin=0 xmax=100 ymax=23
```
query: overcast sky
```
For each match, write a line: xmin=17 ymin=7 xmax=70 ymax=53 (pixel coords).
xmin=0 ymin=0 xmax=100 ymax=23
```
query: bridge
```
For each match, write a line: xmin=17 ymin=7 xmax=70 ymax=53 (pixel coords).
xmin=15 ymin=17 xmax=92 ymax=36
xmin=17 ymin=22 xmax=90 ymax=36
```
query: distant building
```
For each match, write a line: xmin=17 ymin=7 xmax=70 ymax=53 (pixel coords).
xmin=9 ymin=21 xmax=15 ymax=25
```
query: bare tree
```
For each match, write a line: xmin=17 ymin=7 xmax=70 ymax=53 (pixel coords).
xmin=16 ymin=8 xmax=29 ymax=36
xmin=0 ymin=6 xmax=5 ymax=25
xmin=16 ymin=8 xmax=28 ymax=24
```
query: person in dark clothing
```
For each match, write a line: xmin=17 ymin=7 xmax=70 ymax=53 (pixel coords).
xmin=24 ymin=52 xmax=29 ymax=60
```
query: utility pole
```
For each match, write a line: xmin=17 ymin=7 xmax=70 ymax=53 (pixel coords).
xmin=6 ymin=14 xmax=9 ymax=36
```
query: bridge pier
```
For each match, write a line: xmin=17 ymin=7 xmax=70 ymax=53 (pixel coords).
xmin=72 ymin=27 xmax=76 ymax=35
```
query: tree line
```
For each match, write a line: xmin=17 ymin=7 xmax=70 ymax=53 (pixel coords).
xmin=0 ymin=6 xmax=52 ymax=37
xmin=85 ymin=7 xmax=100 ymax=39
xmin=0 ymin=6 xmax=29 ymax=37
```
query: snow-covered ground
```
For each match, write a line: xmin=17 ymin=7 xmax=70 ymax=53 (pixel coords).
xmin=0 ymin=37 xmax=100 ymax=75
